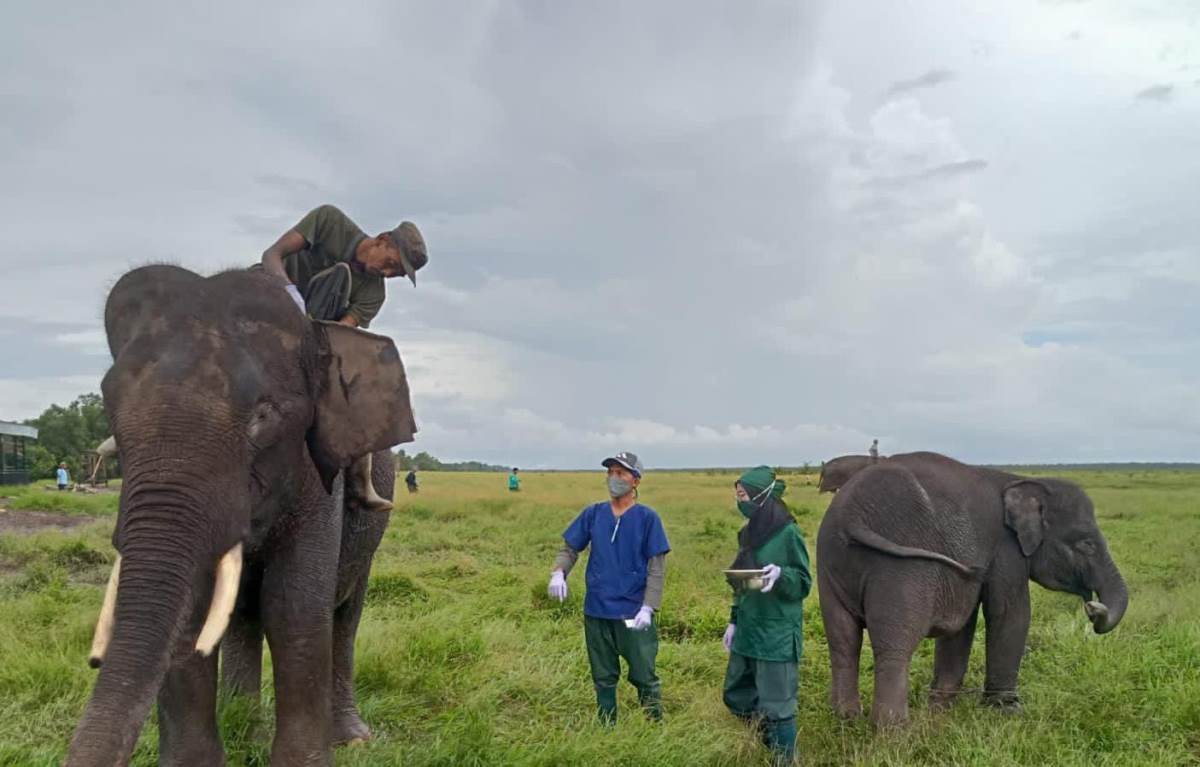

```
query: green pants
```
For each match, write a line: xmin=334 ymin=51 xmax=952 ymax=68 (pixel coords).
xmin=583 ymin=615 xmax=661 ymax=722
xmin=723 ymin=653 xmax=798 ymax=762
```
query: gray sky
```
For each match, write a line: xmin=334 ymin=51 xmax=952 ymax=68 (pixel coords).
xmin=2 ymin=1 xmax=1199 ymax=468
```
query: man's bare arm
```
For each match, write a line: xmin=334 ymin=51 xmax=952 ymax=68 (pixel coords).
xmin=261 ymin=229 xmax=308 ymax=282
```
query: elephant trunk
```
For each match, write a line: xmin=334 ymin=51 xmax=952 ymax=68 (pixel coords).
xmin=66 ymin=493 xmax=206 ymax=766
xmin=1084 ymin=553 xmax=1128 ymax=635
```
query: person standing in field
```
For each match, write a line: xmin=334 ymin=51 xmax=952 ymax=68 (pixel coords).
xmin=869 ymin=439 xmax=879 ymax=461
xmin=547 ymin=452 xmax=670 ymax=723
xmin=404 ymin=470 xmax=418 ymax=494
xmin=56 ymin=462 xmax=70 ymax=491
xmin=722 ymin=466 xmax=812 ymax=765
xmin=258 ymin=204 xmax=428 ymax=513
xmin=509 ymin=467 xmax=520 ymax=492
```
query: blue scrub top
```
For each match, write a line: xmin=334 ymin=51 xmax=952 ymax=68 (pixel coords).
xmin=563 ymin=502 xmax=671 ymax=620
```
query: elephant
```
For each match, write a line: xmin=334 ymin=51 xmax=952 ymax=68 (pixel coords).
xmin=816 ymin=451 xmax=1127 ymax=727
xmin=817 ymin=454 xmax=881 ymax=493
xmin=66 ymin=265 xmax=416 ymax=766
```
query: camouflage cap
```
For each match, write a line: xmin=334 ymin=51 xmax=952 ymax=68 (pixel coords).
xmin=387 ymin=221 xmax=428 ymax=286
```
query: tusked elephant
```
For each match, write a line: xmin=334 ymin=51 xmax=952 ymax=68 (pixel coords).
xmin=816 ymin=451 xmax=1127 ymax=727
xmin=817 ymin=454 xmax=881 ymax=493
xmin=66 ymin=265 xmax=416 ymax=766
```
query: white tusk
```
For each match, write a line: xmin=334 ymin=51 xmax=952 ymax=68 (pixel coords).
xmin=195 ymin=543 xmax=243 ymax=657
xmin=1084 ymin=600 xmax=1108 ymax=621
xmin=88 ymin=555 xmax=121 ymax=668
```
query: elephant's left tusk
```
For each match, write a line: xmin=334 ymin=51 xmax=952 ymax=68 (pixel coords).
xmin=1084 ymin=600 xmax=1108 ymax=622
xmin=195 ymin=543 xmax=243 ymax=657
xmin=88 ymin=555 xmax=121 ymax=668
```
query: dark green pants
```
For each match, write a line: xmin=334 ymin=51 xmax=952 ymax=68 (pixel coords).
xmin=723 ymin=653 xmax=798 ymax=762
xmin=583 ymin=616 xmax=661 ymax=723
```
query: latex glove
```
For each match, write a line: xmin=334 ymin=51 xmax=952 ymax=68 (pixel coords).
xmin=284 ymin=283 xmax=306 ymax=314
xmin=630 ymin=605 xmax=654 ymax=631
xmin=723 ymin=623 xmax=736 ymax=652
xmin=548 ymin=571 xmax=568 ymax=602
xmin=760 ymin=564 xmax=783 ymax=593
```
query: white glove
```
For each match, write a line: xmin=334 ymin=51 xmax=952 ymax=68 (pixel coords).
xmin=760 ymin=564 xmax=782 ymax=593
xmin=548 ymin=571 xmax=568 ymax=602
xmin=284 ymin=283 xmax=306 ymax=313
xmin=630 ymin=605 xmax=654 ymax=631
xmin=723 ymin=623 xmax=736 ymax=652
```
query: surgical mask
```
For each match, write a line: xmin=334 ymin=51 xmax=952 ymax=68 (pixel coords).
xmin=736 ymin=480 xmax=777 ymax=519
xmin=607 ymin=476 xmax=634 ymax=498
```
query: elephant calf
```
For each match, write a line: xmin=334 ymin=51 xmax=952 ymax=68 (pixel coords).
xmin=816 ymin=451 xmax=1127 ymax=727
xmin=817 ymin=454 xmax=881 ymax=493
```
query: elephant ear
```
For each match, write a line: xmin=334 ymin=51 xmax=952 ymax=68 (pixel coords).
xmin=306 ymin=321 xmax=417 ymax=491
xmin=1002 ymin=479 xmax=1051 ymax=557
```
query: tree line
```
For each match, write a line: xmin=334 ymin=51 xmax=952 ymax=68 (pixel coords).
xmin=17 ymin=393 xmax=506 ymax=480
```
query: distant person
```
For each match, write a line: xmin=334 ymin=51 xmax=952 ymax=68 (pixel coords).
xmin=722 ymin=466 xmax=812 ymax=765
xmin=405 ymin=470 xmax=418 ymax=494
xmin=56 ymin=462 xmax=70 ymax=491
xmin=547 ymin=452 xmax=670 ymax=724
xmin=258 ymin=204 xmax=429 ymax=513
xmin=509 ymin=467 xmax=520 ymax=492
xmin=869 ymin=439 xmax=879 ymax=461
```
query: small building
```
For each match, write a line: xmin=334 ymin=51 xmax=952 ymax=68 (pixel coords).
xmin=0 ymin=421 xmax=38 ymax=485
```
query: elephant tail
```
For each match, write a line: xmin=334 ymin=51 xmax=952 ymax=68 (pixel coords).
xmin=847 ymin=526 xmax=980 ymax=578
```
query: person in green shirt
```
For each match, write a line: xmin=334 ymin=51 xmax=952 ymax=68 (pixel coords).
xmin=260 ymin=204 xmax=429 ymax=511
xmin=722 ymin=465 xmax=812 ymax=765
xmin=508 ymin=467 xmax=520 ymax=492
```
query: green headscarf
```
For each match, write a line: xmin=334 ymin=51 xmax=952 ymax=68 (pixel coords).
xmin=737 ymin=466 xmax=786 ymax=517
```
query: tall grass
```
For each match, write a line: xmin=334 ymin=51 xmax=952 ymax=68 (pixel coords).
xmin=0 ymin=471 xmax=1196 ymax=765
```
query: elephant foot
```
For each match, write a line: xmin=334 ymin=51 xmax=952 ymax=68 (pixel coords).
xmin=332 ymin=709 xmax=372 ymax=746
xmin=831 ymin=696 xmax=863 ymax=719
xmin=982 ymin=690 xmax=1022 ymax=713
xmin=928 ymin=687 xmax=961 ymax=710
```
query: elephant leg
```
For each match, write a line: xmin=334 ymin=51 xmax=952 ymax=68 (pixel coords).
xmin=981 ymin=580 xmax=1031 ymax=710
xmin=262 ymin=497 xmax=341 ymax=766
xmin=221 ymin=613 xmax=264 ymax=700
xmin=157 ymin=651 xmax=224 ymax=766
xmin=331 ymin=574 xmax=371 ymax=745
xmin=869 ymin=638 xmax=920 ymax=728
xmin=930 ymin=606 xmax=979 ymax=709
xmin=821 ymin=598 xmax=864 ymax=718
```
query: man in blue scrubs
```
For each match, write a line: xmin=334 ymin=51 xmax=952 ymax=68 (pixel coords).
xmin=547 ymin=451 xmax=670 ymax=723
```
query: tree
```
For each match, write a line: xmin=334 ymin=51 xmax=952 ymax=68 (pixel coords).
xmin=24 ymin=393 xmax=111 ymax=479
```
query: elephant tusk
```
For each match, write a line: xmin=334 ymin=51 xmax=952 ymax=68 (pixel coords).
xmin=94 ymin=435 xmax=118 ymax=459
xmin=88 ymin=555 xmax=121 ymax=668
xmin=1084 ymin=600 xmax=1108 ymax=622
xmin=195 ymin=543 xmax=243 ymax=657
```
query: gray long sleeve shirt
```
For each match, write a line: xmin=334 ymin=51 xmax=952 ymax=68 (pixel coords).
xmin=553 ymin=545 xmax=667 ymax=610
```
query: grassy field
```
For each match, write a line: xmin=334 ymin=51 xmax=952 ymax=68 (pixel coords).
xmin=0 ymin=469 xmax=1197 ymax=766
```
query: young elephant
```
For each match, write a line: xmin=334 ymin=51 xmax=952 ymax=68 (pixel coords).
xmin=817 ymin=454 xmax=880 ymax=493
xmin=817 ymin=451 xmax=1127 ymax=727
xmin=66 ymin=266 xmax=416 ymax=766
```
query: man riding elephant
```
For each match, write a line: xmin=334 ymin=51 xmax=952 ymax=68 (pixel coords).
xmin=259 ymin=204 xmax=428 ymax=512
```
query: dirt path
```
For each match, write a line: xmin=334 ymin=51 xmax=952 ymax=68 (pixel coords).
xmin=0 ymin=508 xmax=101 ymax=534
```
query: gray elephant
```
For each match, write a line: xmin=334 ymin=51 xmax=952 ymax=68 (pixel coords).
xmin=816 ymin=451 xmax=1127 ymax=727
xmin=66 ymin=265 xmax=416 ymax=766
xmin=817 ymin=454 xmax=880 ymax=493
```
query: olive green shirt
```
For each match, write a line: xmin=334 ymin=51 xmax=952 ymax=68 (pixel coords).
xmin=284 ymin=205 xmax=386 ymax=328
xmin=730 ymin=524 xmax=812 ymax=662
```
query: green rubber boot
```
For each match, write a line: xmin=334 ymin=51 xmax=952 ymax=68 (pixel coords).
xmin=596 ymin=686 xmax=617 ymax=726
xmin=764 ymin=717 xmax=796 ymax=765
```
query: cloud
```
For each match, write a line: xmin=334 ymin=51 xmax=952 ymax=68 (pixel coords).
xmin=1134 ymin=83 xmax=1174 ymax=102
xmin=884 ymin=68 xmax=956 ymax=97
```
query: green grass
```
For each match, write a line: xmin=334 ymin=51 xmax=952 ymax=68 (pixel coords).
xmin=0 ymin=485 xmax=120 ymax=517
xmin=0 ymin=471 xmax=1197 ymax=765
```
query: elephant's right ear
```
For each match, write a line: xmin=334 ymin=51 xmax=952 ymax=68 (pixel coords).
xmin=1003 ymin=480 xmax=1050 ymax=557
xmin=306 ymin=322 xmax=417 ymax=492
